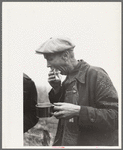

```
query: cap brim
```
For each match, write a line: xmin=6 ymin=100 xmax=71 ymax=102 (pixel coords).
xmin=35 ymin=49 xmax=55 ymax=54
xmin=35 ymin=50 xmax=44 ymax=54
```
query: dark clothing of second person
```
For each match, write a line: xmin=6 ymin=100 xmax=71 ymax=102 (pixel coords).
xmin=49 ymin=60 xmax=118 ymax=146
xmin=23 ymin=73 xmax=39 ymax=133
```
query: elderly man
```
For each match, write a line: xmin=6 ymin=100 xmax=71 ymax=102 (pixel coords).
xmin=35 ymin=37 xmax=118 ymax=146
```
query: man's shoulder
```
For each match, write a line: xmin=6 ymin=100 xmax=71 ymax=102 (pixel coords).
xmin=87 ymin=65 xmax=110 ymax=83
xmin=79 ymin=60 xmax=107 ymax=74
xmin=88 ymin=65 xmax=107 ymax=74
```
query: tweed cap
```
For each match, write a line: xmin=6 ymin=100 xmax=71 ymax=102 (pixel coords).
xmin=35 ymin=37 xmax=75 ymax=54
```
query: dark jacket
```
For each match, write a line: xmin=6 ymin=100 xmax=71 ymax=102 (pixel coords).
xmin=49 ymin=60 xmax=118 ymax=146
xmin=23 ymin=73 xmax=39 ymax=133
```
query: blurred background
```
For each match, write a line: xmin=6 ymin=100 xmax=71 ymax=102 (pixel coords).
xmin=2 ymin=2 xmax=121 ymax=148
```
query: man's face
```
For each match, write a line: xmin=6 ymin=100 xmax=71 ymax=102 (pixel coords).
xmin=43 ymin=53 xmax=67 ymax=75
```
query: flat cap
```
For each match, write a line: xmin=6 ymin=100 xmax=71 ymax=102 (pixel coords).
xmin=35 ymin=37 xmax=75 ymax=54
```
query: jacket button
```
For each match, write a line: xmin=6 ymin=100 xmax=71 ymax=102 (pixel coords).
xmin=73 ymin=90 xmax=77 ymax=93
xmin=90 ymin=118 xmax=95 ymax=122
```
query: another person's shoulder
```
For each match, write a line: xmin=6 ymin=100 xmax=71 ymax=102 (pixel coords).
xmin=23 ymin=73 xmax=31 ymax=80
xmin=23 ymin=73 xmax=37 ymax=98
xmin=23 ymin=73 xmax=36 ymax=89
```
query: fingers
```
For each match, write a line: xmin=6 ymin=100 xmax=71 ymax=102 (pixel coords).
xmin=53 ymin=103 xmax=65 ymax=106
xmin=53 ymin=103 xmax=66 ymax=111
xmin=53 ymin=104 xmax=64 ymax=117
xmin=49 ymin=69 xmax=61 ymax=75
xmin=48 ymin=72 xmax=56 ymax=79
xmin=53 ymin=105 xmax=63 ymax=119
xmin=53 ymin=111 xmax=64 ymax=119
xmin=48 ymin=70 xmax=61 ymax=81
xmin=48 ymin=70 xmax=61 ymax=91
xmin=48 ymin=74 xmax=61 ymax=85
xmin=48 ymin=70 xmax=59 ymax=76
xmin=53 ymin=105 xmax=62 ymax=111
xmin=48 ymin=77 xmax=56 ymax=82
xmin=48 ymin=75 xmax=56 ymax=83
xmin=48 ymin=71 xmax=55 ymax=76
xmin=48 ymin=71 xmax=58 ymax=82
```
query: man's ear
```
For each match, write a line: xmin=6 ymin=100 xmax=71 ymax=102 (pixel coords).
xmin=62 ymin=51 xmax=69 ymax=61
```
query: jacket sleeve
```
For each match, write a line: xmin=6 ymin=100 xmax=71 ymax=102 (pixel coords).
xmin=49 ymin=87 xmax=64 ymax=103
xmin=79 ymin=68 xmax=118 ymax=131
xmin=24 ymin=80 xmax=39 ymax=133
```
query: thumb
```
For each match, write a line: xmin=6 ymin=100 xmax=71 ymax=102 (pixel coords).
xmin=53 ymin=103 xmax=64 ymax=106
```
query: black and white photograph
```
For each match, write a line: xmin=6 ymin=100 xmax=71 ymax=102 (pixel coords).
xmin=2 ymin=2 xmax=121 ymax=149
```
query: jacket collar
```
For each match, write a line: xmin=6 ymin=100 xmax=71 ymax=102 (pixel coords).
xmin=75 ymin=60 xmax=90 ymax=83
xmin=64 ymin=60 xmax=90 ymax=85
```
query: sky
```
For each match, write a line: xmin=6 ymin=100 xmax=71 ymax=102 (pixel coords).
xmin=2 ymin=2 xmax=121 ymax=148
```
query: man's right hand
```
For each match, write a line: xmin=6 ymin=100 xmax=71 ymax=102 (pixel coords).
xmin=48 ymin=69 xmax=61 ymax=94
